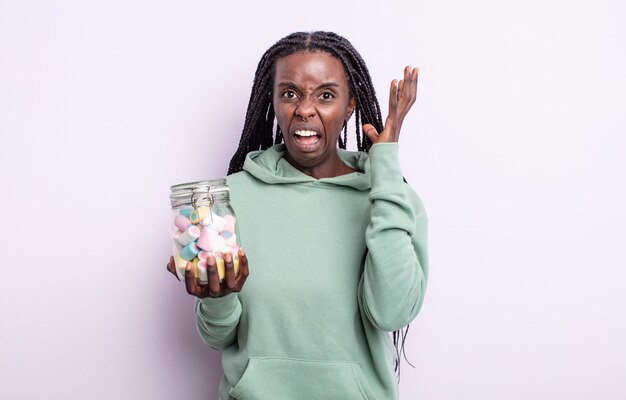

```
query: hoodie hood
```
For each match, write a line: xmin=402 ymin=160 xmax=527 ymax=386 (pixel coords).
xmin=242 ymin=144 xmax=371 ymax=190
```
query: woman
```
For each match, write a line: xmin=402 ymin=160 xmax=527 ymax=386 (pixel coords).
xmin=168 ymin=31 xmax=428 ymax=399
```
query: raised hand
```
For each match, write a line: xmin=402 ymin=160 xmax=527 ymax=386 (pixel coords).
xmin=363 ymin=66 xmax=418 ymax=144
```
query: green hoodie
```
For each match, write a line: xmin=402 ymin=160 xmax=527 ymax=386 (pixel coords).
xmin=195 ymin=143 xmax=428 ymax=400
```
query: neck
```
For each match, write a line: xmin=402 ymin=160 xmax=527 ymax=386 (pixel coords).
xmin=285 ymin=151 xmax=356 ymax=179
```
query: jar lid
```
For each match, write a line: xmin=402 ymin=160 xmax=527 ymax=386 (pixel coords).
xmin=170 ymin=179 xmax=229 ymax=208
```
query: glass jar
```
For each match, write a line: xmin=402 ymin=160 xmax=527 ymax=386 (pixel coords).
xmin=169 ymin=179 xmax=240 ymax=283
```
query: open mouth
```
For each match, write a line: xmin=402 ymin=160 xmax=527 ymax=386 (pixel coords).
xmin=293 ymin=130 xmax=321 ymax=150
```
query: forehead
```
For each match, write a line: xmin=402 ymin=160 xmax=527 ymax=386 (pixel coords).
xmin=273 ymin=51 xmax=348 ymax=86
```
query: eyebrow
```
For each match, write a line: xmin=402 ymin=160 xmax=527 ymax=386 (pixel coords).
xmin=276 ymin=82 xmax=340 ymax=90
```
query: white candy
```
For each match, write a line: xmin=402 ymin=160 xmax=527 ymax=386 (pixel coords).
xmin=201 ymin=212 xmax=213 ymax=227
xmin=176 ymin=225 xmax=201 ymax=246
xmin=202 ymin=212 xmax=225 ymax=231
xmin=197 ymin=260 xmax=208 ymax=284
xmin=213 ymin=235 xmax=227 ymax=253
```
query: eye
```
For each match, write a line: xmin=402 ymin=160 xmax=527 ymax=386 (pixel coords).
xmin=282 ymin=90 xmax=297 ymax=99
xmin=320 ymin=92 xmax=335 ymax=101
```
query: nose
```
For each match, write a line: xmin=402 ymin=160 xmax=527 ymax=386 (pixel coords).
xmin=295 ymin=97 xmax=315 ymax=121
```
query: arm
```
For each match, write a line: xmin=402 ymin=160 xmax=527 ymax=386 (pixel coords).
xmin=167 ymin=250 xmax=249 ymax=350
xmin=195 ymin=294 xmax=242 ymax=350
xmin=359 ymin=66 xmax=427 ymax=331
xmin=357 ymin=143 xmax=428 ymax=332
xmin=192 ymin=251 xmax=249 ymax=350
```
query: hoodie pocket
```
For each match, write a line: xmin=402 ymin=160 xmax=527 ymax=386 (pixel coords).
xmin=229 ymin=357 xmax=376 ymax=400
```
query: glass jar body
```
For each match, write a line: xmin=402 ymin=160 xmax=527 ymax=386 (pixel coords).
xmin=169 ymin=179 xmax=240 ymax=283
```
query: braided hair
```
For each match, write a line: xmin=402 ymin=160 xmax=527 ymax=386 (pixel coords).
xmin=228 ymin=31 xmax=384 ymax=175
xmin=227 ymin=31 xmax=411 ymax=377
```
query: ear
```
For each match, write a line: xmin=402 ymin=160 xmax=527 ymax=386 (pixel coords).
xmin=346 ymin=98 xmax=357 ymax=121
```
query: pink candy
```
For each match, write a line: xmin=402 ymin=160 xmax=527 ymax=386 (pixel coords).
xmin=176 ymin=225 xmax=201 ymax=246
xmin=197 ymin=227 xmax=219 ymax=251
xmin=175 ymin=215 xmax=192 ymax=231
xmin=172 ymin=208 xmax=238 ymax=273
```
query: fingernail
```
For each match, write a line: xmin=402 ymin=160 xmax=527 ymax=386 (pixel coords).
xmin=239 ymin=248 xmax=245 ymax=257
xmin=224 ymin=252 xmax=232 ymax=262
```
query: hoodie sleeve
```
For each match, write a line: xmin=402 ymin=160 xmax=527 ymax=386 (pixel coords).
xmin=357 ymin=143 xmax=429 ymax=332
xmin=194 ymin=293 xmax=242 ymax=350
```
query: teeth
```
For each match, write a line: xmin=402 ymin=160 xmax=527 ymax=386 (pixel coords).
xmin=294 ymin=130 xmax=318 ymax=137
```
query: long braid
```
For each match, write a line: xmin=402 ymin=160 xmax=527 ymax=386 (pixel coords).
xmin=226 ymin=32 xmax=412 ymax=378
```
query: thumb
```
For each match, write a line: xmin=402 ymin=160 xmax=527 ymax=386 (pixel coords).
xmin=167 ymin=256 xmax=181 ymax=281
xmin=362 ymin=124 xmax=379 ymax=144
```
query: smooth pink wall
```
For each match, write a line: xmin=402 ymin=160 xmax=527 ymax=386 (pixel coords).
xmin=1 ymin=0 xmax=625 ymax=399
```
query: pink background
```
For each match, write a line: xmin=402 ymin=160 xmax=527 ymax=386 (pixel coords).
xmin=1 ymin=0 xmax=625 ymax=399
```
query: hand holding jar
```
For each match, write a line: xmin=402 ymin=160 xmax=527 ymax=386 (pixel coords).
xmin=167 ymin=250 xmax=249 ymax=298
xmin=167 ymin=179 xmax=249 ymax=298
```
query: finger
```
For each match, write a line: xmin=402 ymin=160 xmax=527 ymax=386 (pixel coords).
xmin=406 ymin=65 xmax=414 ymax=98
xmin=388 ymin=79 xmax=398 ymax=119
xmin=401 ymin=66 xmax=416 ymax=105
xmin=362 ymin=123 xmax=379 ymax=144
xmin=411 ymin=67 xmax=419 ymax=104
xmin=206 ymin=255 xmax=220 ymax=297
xmin=223 ymin=252 xmax=236 ymax=291
xmin=167 ymin=256 xmax=180 ymax=281
xmin=385 ymin=80 xmax=399 ymax=140
xmin=184 ymin=262 xmax=197 ymax=295
xmin=397 ymin=66 xmax=419 ymax=122
xmin=236 ymin=249 xmax=249 ymax=289
xmin=400 ymin=65 xmax=411 ymax=98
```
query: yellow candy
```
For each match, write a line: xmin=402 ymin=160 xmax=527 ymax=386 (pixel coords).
xmin=189 ymin=207 xmax=211 ymax=224
xmin=174 ymin=253 xmax=189 ymax=279
xmin=173 ymin=255 xmax=203 ymax=281
xmin=216 ymin=255 xmax=240 ymax=281
xmin=189 ymin=209 xmax=201 ymax=223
